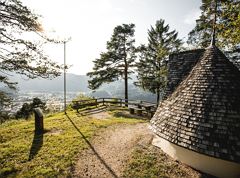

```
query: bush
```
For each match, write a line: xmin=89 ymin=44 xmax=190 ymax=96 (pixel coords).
xmin=71 ymin=94 xmax=94 ymax=109
xmin=15 ymin=97 xmax=47 ymax=119
xmin=0 ymin=112 xmax=13 ymax=123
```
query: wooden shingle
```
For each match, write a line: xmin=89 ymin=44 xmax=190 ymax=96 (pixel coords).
xmin=151 ymin=46 xmax=240 ymax=163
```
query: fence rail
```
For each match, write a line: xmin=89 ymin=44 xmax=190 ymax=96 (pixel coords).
xmin=72 ymin=97 xmax=157 ymax=113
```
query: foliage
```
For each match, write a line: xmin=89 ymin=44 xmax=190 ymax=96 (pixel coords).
xmin=0 ymin=0 xmax=62 ymax=110
xmin=0 ymin=90 xmax=11 ymax=109
xmin=15 ymin=103 xmax=32 ymax=119
xmin=73 ymin=93 xmax=93 ymax=101
xmin=71 ymin=94 xmax=94 ymax=110
xmin=135 ymin=20 xmax=182 ymax=103
xmin=187 ymin=0 xmax=240 ymax=50
xmin=32 ymin=97 xmax=47 ymax=110
xmin=87 ymin=24 xmax=136 ymax=102
xmin=0 ymin=110 xmax=143 ymax=177
xmin=15 ymin=97 xmax=47 ymax=119
xmin=0 ymin=91 xmax=13 ymax=122
xmin=0 ymin=111 xmax=13 ymax=124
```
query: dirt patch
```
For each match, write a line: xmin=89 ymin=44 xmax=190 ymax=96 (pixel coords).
xmin=113 ymin=110 xmax=147 ymax=120
xmin=90 ymin=112 xmax=111 ymax=120
xmin=40 ymin=128 xmax=63 ymax=135
xmin=73 ymin=120 xmax=210 ymax=178
xmin=74 ymin=123 xmax=152 ymax=178
xmin=46 ymin=128 xmax=63 ymax=135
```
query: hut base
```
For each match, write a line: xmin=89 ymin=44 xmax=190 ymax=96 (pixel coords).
xmin=152 ymin=135 xmax=240 ymax=178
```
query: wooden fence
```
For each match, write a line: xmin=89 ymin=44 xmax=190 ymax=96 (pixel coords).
xmin=72 ymin=97 xmax=157 ymax=111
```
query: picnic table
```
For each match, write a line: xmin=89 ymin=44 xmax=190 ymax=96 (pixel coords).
xmin=72 ymin=99 xmax=98 ymax=112
xmin=138 ymin=102 xmax=156 ymax=111
xmin=138 ymin=102 xmax=156 ymax=117
xmin=128 ymin=101 xmax=157 ymax=117
xmin=129 ymin=106 xmax=144 ymax=115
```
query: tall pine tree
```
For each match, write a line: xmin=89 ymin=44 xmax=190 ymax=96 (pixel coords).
xmin=135 ymin=20 xmax=182 ymax=104
xmin=188 ymin=0 xmax=240 ymax=49
xmin=0 ymin=0 xmax=61 ymax=116
xmin=87 ymin=24 xmax=136 ymax=104
xmin=0 ymin=0 xmax=62 ymax=86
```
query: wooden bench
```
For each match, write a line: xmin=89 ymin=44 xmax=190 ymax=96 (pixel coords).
xmin=103 ymin=99 xmax=120 ymax=105
xmin=128 ymin=106 xmax=144 ymax=116
xmin=72 ymin=99 xmax=98 ymax=112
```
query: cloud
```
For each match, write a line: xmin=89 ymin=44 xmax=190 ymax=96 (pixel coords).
xmin=184 ymin=9 xmax=201 ymax=25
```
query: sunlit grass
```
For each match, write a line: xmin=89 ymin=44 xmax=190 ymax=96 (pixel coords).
xmin=123 ymin=145 xmax=203 ymax=178
xmin=0 ymin=109 xmax=144 ymax=177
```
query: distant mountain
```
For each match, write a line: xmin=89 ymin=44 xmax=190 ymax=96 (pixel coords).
xmin=92 ymin=79 xmax=158 ymax=103
xmin=9 ymin=73 xmax=90 ymax=92
xmin=4 ymin=73 xmax=158 ymax=103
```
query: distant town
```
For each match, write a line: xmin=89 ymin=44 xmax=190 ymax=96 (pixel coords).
xmin=4 ymin=91 xmax=82 ymax=115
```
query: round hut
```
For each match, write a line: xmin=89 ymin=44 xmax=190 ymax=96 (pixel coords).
xmin=150 ymin=45 xmax=240 ymax=177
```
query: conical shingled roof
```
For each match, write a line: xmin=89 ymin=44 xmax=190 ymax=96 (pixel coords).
xmin=151 ymin=45 xmax=240 ymax=163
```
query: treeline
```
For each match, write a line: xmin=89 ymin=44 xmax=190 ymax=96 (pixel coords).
xmin=87 ymin=20 xmax=182 ymax=104
xmin=87 ymin=0 xmax=240 ymax=104
xmin=188 ymin=0 xmax=239 ymax=67
xmin=0 ymin=0 xmax=239 ymax=120
xmin=0 ymin=0 xmax=62 ymax=120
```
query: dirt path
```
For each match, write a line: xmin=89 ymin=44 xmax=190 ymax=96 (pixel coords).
xmin=74 ymin=122 xmax=153 ymax=178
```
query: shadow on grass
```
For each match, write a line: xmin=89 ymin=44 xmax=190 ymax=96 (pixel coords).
xmin=65 ymin=113 xmax=118 ymax=178
xmin=28 ymin=130 xmax=45 ymax=161
xmin=0 ymin=167 xmax=18 ymax=178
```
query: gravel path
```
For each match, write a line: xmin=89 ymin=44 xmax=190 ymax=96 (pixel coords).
xmin=74 ymin=122 xmax=153 ymax=178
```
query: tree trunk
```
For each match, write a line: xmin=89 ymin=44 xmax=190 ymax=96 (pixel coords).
xmin=157 ymin=89 xmax=160 ymax=106
xmin=156 ymin=61 xmax=161 ymax=106
xmin=124 ymin=64 xmax=128 ymax=107
xmin=123 ymin=34 xmax=128 ymax=107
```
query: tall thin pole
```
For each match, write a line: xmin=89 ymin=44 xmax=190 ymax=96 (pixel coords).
xmin=64 ymin=41 xmax=67 ymax=114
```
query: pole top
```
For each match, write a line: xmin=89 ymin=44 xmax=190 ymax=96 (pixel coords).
xmin=63 ymin=37 xmax=72 ymax=44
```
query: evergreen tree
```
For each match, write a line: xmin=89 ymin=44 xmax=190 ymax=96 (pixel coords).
xmin=87 ymin=24 xmax=136 ymax=104
xmin=135 ymin=20 xmax=182 ymax=104
xmin=0 ymin=0 xmax=61 ymax=110
xmin=0 ymin=91 xmax=11 ymax=121
xmin=15 ymin=97 xmax=47 ymax=119
xmin=32 ymin=97 xmax=47 ymax=111
xmin=16 ymin=103 xmax=32 ymax=119
xmin=188 ymin=0 xmax=240 ymax=49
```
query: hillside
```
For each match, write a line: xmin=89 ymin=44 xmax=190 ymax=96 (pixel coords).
xmin=0 ymin=109 xmax=143 ymax=177
xmin=0 ymin=108 xmax=207 ymax=178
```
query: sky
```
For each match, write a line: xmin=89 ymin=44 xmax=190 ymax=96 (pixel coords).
xmin=21 ymin=0 xmax=201 ymax=75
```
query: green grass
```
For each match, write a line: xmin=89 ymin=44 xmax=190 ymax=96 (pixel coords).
xmin=123 ymin=145 xmax=203 ymax=178
xmin=0 ymin=110 xmax=144 ymax=177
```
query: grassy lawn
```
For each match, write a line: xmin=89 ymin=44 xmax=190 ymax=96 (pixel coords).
xmin=123 ymin=145 xmax=211 ymax=178
xmin=0 ymin=109 xmax=144 ymax=177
